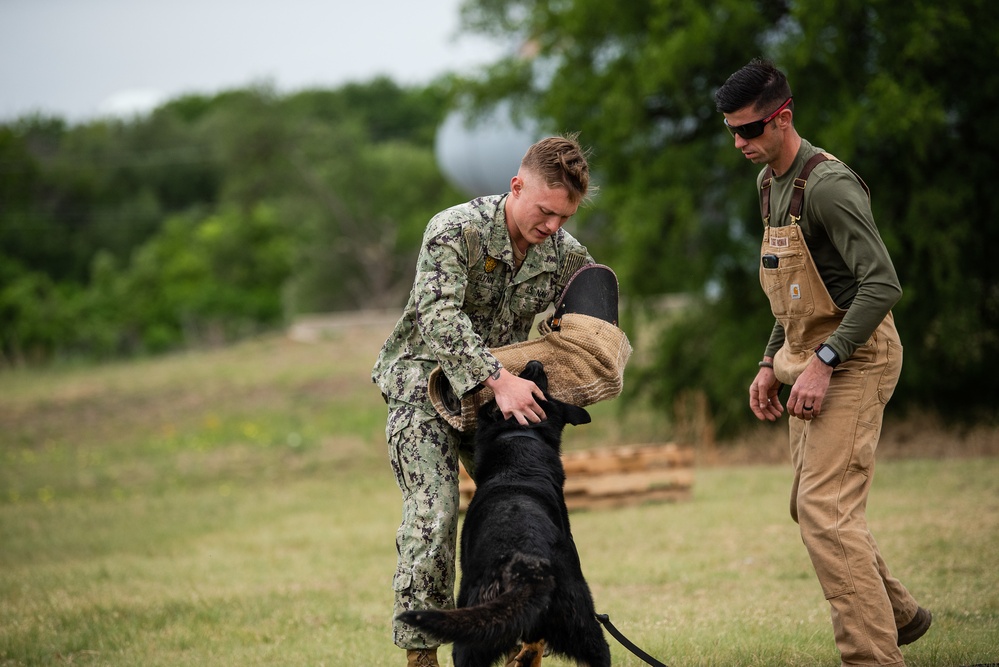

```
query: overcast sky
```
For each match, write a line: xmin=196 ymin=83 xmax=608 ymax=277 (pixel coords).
xmin=0 ymin=0 xmax=510 ymax=122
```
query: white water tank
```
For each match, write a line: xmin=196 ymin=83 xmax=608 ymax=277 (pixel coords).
xmin=434 ymin=100 xmax=541 ymax=198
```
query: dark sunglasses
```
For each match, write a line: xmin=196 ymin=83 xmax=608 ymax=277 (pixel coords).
xmin=724 ymin=97 xmax=793 ymax=139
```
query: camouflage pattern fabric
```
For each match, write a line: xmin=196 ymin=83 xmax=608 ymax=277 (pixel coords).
xmin=372 ymin=193 xmax=591 ymax=650
xmin=372 ymin=193 xmax=591 ymax=410
xmin=386 ymin=400 xmax=476 ymax=649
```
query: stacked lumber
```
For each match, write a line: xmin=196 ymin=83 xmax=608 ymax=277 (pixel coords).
xmin=458 ymin=443 xmax=694 ymax=512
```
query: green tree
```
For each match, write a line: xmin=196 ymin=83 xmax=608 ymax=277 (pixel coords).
xmin=0 ymin=78 xmax=462 ymax=363
xmin=273 ymin=81 xmax=465 ymax=313
xmin=0 ymin=257 xmax=75 ymax=365
xmin=456 ymin=0 xmax=999 ymax=434
xmin=115 ymin=204 xmax=293 ymax=352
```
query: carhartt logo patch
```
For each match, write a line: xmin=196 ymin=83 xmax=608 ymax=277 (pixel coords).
xmin=790 ymin=284 xmax=801 ymax=299
xmin=769 ymin=237 xmax=789 ymax=248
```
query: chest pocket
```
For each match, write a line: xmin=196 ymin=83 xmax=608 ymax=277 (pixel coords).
xmin=465 ymin=264 xmax=505 ymax=309
xmin=761 ymin=248 xmax=817 ymax=320
xmin=509 ymin=247 xmax=585 ymax=317
xmin=508 ymin=280 xmax=557 ymax=317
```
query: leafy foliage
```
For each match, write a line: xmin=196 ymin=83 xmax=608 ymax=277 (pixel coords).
xmin=0 ymin=78 xmax=462 ymax=363
xmin=453 ymin=0 xmax=999 ymax=434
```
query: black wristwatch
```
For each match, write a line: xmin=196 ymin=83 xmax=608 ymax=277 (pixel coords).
xmin=815 ymin=343 xmax=841 ymax=368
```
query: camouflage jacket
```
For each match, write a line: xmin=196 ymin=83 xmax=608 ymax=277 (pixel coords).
xmin=371 ymin=193 xmax=591 ymax=408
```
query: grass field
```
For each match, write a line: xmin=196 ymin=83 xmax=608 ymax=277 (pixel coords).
xmin=2 ymin=314 xmax=997 ymax=666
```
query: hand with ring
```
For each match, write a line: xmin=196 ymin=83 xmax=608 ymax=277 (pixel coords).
xmin=789 ymin=358 xmax=832 ymax=418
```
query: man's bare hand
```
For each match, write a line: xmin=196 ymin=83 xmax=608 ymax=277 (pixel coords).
xmin=484 ymin=368 xmax=546 ymax=425
xmin=750 ymin=365 xmax=785 ymax=422
xmin=787 ymin=357 xmax=833 ymax=421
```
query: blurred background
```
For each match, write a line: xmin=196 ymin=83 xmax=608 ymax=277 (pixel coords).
xmin=2 ymin=0 xmax=996 ymax=440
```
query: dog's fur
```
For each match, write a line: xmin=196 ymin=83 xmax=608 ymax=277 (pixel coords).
xmin=398 ymin=361 xmax=611 ymax=667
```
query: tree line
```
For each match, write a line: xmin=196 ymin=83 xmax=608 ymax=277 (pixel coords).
xmin=1 ymin=78 xmax=464 ymax=361
xmin=2 ymin=0 xmax=996 ymax=436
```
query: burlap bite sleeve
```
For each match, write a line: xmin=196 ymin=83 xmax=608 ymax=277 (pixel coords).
xmin=428 ymin=313 xmax=633 ymax=431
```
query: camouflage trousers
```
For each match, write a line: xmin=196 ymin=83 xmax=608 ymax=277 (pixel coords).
xmin=385 ymin=399 xmax=476 ymax=649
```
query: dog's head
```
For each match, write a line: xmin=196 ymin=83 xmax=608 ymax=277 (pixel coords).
xmin=477 ymin=360 xmax=591 ymax=432
xmin=473 ymin=361 xmax=590 ymax=486
xmin=519 ymin=360 xmax=591 ymax=427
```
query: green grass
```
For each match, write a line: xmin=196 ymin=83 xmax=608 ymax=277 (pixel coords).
xmin=2 ymin=319 xmax=997 ymax=666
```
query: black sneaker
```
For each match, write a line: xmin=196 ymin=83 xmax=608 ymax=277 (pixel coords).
xmin=898 ymin=607 xmax=932 ymax=646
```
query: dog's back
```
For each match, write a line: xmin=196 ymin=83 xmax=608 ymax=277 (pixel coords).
xmin=398 ymin=361 xmax=610 ymax=667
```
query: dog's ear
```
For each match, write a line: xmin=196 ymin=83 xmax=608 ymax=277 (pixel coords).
xmin=477 ymin=400 xmax=504 ymax=424
xmin=520 ymin=360 xmax=548 ymax=393
xmin=562 ymin=404 xmax=591 ymax=426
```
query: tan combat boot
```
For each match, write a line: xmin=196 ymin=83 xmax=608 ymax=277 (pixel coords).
xmin=406 ymin=648 xmax=440 ymax=667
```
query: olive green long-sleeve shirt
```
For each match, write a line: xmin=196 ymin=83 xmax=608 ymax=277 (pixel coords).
xmin=758 ymin=139 xmax=902 ymax=361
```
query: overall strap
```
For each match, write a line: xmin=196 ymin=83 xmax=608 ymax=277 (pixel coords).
xmin=760 ymin=166 xmax=773 ymax=225
xmin=760 ymin=154 xmax=828 ymax=226
xmin=787 ymin=153 xmax=829 ymax=224
xmin=760 ymin=152 xmax=868 ymax=226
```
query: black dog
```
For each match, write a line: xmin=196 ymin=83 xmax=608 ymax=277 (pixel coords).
xmin=398 ymin=360 xmax=611 ymax=667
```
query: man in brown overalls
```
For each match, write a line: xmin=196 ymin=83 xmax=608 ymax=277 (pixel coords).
xmin=715 ymin=58 xmax=932 ymax=666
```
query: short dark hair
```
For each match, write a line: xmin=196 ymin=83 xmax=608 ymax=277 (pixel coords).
xmin=714 ymin=58 xmax=794 ymax=116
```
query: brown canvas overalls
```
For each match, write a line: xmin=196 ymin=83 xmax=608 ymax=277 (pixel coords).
xmin=760 ymin=162 xmax=919 ymax=666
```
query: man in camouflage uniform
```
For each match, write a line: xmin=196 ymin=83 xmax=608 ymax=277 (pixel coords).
xmin=372 ymin=135 xmax=593 ymax=667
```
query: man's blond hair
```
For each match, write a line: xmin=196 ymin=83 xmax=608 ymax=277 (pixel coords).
xmin=520 ymin=133 xmax=592 ymax=205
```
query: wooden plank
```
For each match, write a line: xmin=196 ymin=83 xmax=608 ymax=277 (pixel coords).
xmin=562 ymin=443 xmax=694 ymax=475
xmin=563 ymin=469 xmax=695 ymax=498
xmin=458 ymin=443 xmax=695 ymax=511
xmin=565 ymin=487 xmax=692 ymax=511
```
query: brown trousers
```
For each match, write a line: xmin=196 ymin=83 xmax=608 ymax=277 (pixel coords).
xmin=762 ymin=223 xmax=919 ymax=666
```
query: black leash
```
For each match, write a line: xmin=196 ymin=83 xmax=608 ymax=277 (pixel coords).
xmin=596 ymin=613 xmax=669 ymax=667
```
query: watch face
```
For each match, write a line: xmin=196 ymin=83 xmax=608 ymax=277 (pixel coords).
xmin=818 ymin=345 xmax=837 ymax=365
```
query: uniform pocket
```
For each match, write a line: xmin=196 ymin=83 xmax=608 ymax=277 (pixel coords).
xmin=465 ymin=265 xmax=505 ymax=307
xmin=848 ymin=420 xmax=877 ymax=475
xmin=762 ymin=250 xmax=816 ymax=320
xmin=848 ymin=330 xmax=879 ymax=366
xmin=386 ymin=406 xmax=416 ymax=495
xmin=877 ymin=339 xmax=903 ymax=405
xmin=508 ymin=281 xmax=556 ymax=317
xmin=392 ymin=569 xmax=413 ymax=594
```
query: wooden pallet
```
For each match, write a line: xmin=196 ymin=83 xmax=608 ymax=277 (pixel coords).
xmin=459 ymin=443 xmax=694 ymax=511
